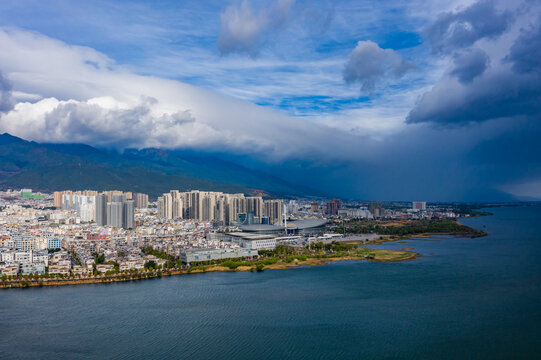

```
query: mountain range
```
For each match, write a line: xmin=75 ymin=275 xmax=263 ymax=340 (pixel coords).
xmin=0 ymin=133 xmax=322 ymax=199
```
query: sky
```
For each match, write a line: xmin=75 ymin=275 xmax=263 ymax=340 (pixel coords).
xmin=0 ymin=0 xmax=540 ymax=201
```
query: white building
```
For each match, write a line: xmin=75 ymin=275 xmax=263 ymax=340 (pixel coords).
xmin=224 ymin=233 xmax=277 ymax=250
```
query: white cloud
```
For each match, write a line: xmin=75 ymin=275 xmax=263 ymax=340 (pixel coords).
xmin=218 ymin=0 xmax=295 ymax=56
xmin=0 ymin=27 xmax=365 ymax=161
xmin=0 ymin=96 xmax=215 ymax=149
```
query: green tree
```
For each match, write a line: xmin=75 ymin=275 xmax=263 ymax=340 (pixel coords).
xmin=145 ymin=260 xmax=157 ymax=270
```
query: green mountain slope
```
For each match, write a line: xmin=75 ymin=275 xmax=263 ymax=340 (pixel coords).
xmin=0 ymin=133 xmax=320 ymax=198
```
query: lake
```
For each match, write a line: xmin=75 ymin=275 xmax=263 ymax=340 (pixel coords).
xmin=1 ymin=206 xmax=540 ymax=359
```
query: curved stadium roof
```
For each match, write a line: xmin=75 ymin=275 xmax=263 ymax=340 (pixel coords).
xmin=289 ymin=219 xmax=327 ymax=229
xmin=240 ymin=219 xmax=327 ymax=232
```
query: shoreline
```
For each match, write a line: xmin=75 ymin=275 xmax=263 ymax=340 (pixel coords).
xmin=344 ymin=231 xmax=477 ymax=246
xmin=335 ymin=217 xmax=489 ymax=246
xmin=0 ymin=248 xmax=418 ymax=289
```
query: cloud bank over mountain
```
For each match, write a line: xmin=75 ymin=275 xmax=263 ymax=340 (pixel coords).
xmin=0 ymin=0 xmax=539 ymax=200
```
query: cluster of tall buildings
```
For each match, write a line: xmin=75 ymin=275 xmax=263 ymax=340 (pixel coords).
xmin=54 ymin=190 xmax=149 ymax=229
xmin=95 ymin=193 xmax=134 ymax=229
xmin=326 ymin=199 xmax=343 ymax=215
xmin=157 ymin=190 xmax=284 ymax=226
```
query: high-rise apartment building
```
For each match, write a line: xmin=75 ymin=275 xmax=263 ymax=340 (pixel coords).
xmin=215 ymin=196 xmax=227 ymax=225
xmin=53 ymin=191 xmax=64 ymax=208
xmin=76 ymin=195 xmax=96 ymax=222
xmin=246 ymin=197 xmax=264 ymax=219
xmin=326 ymin=199 xmax=342 ymax=216
xmin=157 ymin=196 xmax=165 ymax=219
xmin=123 ymin=200 xmax=135 ymax=229
xmin=163 ymin=193 xmax=173 ymax=219
xmin=61 ymin=193 xmax=96 ymax=221
xmin=103 ymin=190 xmax=124 ymax=203
xmin=134 ymin=193 xmax=149 ymax=209
xmin=61 ymin=191 xmax=74 ymax=210
xmin=202 ymin=194 xmax=216 ymax=221
xmin=412 ymin=201 xmax=426 ymax=211
xmin=264 ymin=200 xmax=284 ymax=225
xmin=107 ymin=202 xmax=123 ymax=228
xmin=172 ymin=198 xmax=183 ymax=219
xmin=95 ymin=194 xmax=108 ymax=226
xmin=188 ymin=190 xmax=202 ymax=220
xmin=369 ymin=202 xmax=382 ymax=218
xmin=99 ymin=194 xmax=135 ymax=229
xmin=157 ymin=192 xmax=176 ymax=220
xmin=112 ymin=193 xmax=126 ymax=203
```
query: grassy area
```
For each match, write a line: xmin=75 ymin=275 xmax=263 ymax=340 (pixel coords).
xmin=355 ymin=248 xmax=416 ymax=262
xmin=188 ymin=243 xmax=417 ymax=273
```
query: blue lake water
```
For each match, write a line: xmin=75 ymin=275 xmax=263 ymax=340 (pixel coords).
xmin=1 ymin=206 xmax=540 ymax=359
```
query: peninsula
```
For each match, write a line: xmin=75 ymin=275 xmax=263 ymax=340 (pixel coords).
xmin=1 ymin=188 xmax=490 ymax=289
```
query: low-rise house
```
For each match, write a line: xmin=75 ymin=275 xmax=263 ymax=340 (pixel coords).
xmin=22 ymin=262 xmax=46 ymax=275
xmin=32 ymin=252 xmax=49 ymax=266
xmin=119 ymin=259 xmax=146 ymax=271
xmin=48 ymin=265 xmax=70 ymax=275
xmin=119 ymin=261 xmax=131 ymax=272
xmin=156 ymin=259 xmax=168 ymax=267
xmin=55 ymin=259 xmax=72 ymax=268
xmin=14 ymin=251 xmax=32 ymax=264
xmin=72 ymin=265 xmax=90 ymax=276
xmin=0 ymin=250 xmax=15 ymax=263
xmin=96 ymin=264 xmax=115 ymax=273
xmin=2 ymin=264 xmax=20 ymax=276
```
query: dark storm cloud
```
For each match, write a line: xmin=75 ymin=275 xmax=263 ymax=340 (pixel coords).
xmin=259 ymin=117 xmax=541 ymax=201
xmin=406 ymin=68 xmax=541 ymax=125
xmin=407 ymin=1 xmax=541 ymax=126
xmin=506 ymin=19 xmax=541 ymax=74
xmin=424 ymin=0 xmax=512 ymax=55
xmin=450 ymin=47 xmax=489 ymax=83
xmin=0 ymin=71 xmax=13 ymax=112
xmin=343 ymin=41 xmax=415 ymax=93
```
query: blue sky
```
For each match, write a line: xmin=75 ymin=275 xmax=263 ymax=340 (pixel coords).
xmin=0 ymin=0 xmax=540 ymax=201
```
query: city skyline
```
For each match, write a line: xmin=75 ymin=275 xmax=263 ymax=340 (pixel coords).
xmin=0 ymin=0 xmax=539 ymax=201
